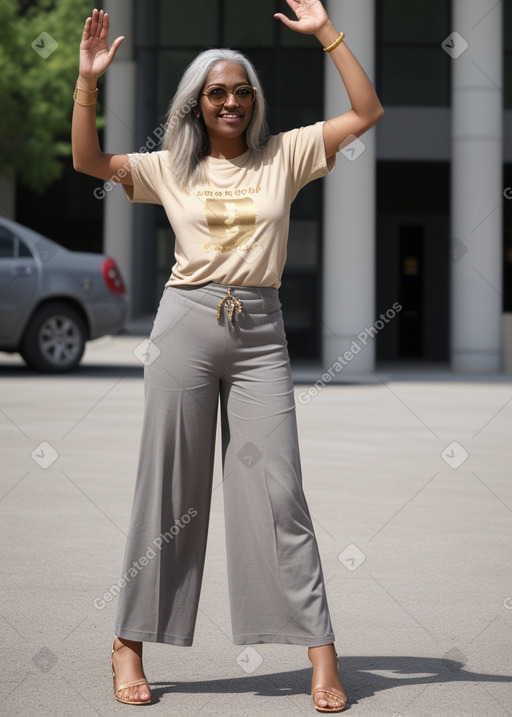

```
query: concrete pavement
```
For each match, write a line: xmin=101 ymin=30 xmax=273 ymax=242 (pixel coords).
xmin=1 ymin=336 xmax=511 ymax=716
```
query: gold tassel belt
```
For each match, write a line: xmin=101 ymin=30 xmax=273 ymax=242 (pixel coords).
xmin=216 ymin=288 xmax=244 ymax=322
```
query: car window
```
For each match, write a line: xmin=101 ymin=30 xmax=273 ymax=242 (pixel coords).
xmin=0 ymin=226 xmax=35 ymax=259
xmin=0 ymin=228 xmax=15 ymax=258
xmin=18 ymin=238 xmax=33 ymax=258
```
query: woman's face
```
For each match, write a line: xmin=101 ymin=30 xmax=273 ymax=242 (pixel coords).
xmin=199 ymin=61 xmax=254 ymax=147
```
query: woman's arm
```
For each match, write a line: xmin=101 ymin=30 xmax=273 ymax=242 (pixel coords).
xmin=274 ymin=0 xmax=384 ymax=158
xmin=72 ymin=8 xmax=133 ymax=183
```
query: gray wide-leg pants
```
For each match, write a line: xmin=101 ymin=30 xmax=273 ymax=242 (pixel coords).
xmin=114 ymin=282 xmax=335 ymax=647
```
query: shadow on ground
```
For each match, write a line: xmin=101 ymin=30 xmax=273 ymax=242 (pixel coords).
xmin=145 ymin=655 xmax=512 ymax=709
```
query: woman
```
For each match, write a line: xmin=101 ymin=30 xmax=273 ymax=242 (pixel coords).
xmin=72 ymin=2 xmax=383 ymax=712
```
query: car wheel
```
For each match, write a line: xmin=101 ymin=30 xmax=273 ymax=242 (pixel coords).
xmin=20 ymin=302 xmax=87 ymax=373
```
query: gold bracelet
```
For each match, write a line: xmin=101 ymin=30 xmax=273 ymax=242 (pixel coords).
xmin=75 ymin=82 xmax=98 ymax=94
xmin=73 ymin=88 xmax=97 ymax=106
xmin=73 ymin=95 xmax=97 ymax=106
xmin=323 ymin=32 xmax=345 ymax=53
xmin=73 ymin=83 xmax=98 ymax=106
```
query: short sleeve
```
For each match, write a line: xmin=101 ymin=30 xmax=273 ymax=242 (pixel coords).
xmin=282 ymin=121 xmax=336 ymax=202
xmin=122 ymin=151 xmax=166 ymax=205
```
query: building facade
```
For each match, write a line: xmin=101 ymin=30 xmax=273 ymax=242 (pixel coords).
xmin=102 ymin=0 xmax=511 ymax=374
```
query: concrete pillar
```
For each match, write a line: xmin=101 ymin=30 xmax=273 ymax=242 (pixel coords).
xmin=103 ymin=0 xmax=136 ymax=316
xmin=450 ymin=0 xmax=503 ymax=372
xmin=323 ymin=0 xmax=377 ymax=375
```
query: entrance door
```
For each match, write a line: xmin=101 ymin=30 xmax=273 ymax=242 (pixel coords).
xmin=377 ymin=213 xmax=450 ymax=363
xmin=399 ymin=226 xmax=423 ymax=357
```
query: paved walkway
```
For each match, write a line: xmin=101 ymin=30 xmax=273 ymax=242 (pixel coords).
xmin=1 ymin=336 xmax=511 ymax=716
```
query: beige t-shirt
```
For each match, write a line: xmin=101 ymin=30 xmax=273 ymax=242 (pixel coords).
xmin=123 ymin=121 xmax=335 ymax=289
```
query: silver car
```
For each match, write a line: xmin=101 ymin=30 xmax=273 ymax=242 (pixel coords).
xmin=0 ymin=216 xmax=127 ymax=372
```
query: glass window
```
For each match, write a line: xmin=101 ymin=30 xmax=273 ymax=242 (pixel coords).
xmin=505 ymin=56 xmax=512 ymax=109
xmin=135 ymin=0 xmax=159 ymax=47
xmin=291 ymin=180 xmax=323 ymax=219
xmin=158 ymin=50 xmax=199 ymax=118
xmin=381 ymin=0 xmax=449 ymax=44
xmin=280 ymin=49 xmax=324 ymax=131
xmin=287 ymin=220 xmax=319 ymax=269
xmin=155 ymin=226 xmax=175 ymax=297
xmin=379 ymin=47 xmax=449 ymax=106
xmin=281 ymin=31 xmax=319 ymax=49
xmin=159 ymin=0 xmax=219 ymax=48
xmin=280 ymin=25 xmax=318 ymax=48
xmin=225 ymin=0 xmax=275 ymax=47
xmin=279 ymin=269 xmax=321 ymax=358
xmin=18 ymin=238 xmax=33 ymax=258
xmin=0 ymin=228 xmax=15 ymax=258
xmin=377 ymin=161 xmax=450 ymax=214
xmin=377 ymin=0 xmax=450 ymax=106
xmin=505 ymin=0 xmax=512 ymax=52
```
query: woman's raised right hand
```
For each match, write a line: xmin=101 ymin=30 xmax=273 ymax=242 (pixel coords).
xmin=79 ymin=8 xmax=124 ymax=82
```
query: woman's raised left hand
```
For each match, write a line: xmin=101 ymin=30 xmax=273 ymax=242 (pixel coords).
xmin=274 ymin=0 xmax=330 ymax=35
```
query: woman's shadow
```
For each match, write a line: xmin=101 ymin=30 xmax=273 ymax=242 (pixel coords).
xmin=148 ymin=653 xmax=512 ymax=709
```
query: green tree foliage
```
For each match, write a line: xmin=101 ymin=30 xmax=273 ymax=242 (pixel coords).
xmin=0 ymin=0 xmax=98 ymax=192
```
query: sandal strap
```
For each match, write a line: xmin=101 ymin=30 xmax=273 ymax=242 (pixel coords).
xmin=115 ymin=678 xmax=150 ymax=695
xmin=312 ymin=686 xmax=346 ymax=703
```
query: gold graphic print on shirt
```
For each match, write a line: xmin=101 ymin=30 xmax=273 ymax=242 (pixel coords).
xmin=204 ymin=197 xmax=260 ymax=254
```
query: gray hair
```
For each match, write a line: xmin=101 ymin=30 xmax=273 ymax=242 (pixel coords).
xmin=161 ymin=49 xmax=269 ymax=190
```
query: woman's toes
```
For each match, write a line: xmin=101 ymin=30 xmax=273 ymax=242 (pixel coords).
xmin=134 ymin=685 xmax=150 ymax=702
xmin=313 ymin=689 xmax=346 ymax=711
xmin=315 ymin=692 xmax=329 ymax=707
xmin=138 ymin=685 xmax=151 ymax=702
xmin=126 ymin=685 xmax=151 ymax=703
xmin=117 ymin=683 xmax=151 ymax=704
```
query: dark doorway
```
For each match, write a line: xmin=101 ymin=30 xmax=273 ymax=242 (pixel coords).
xmin=376 ymin=161 xmax=450 ymax=363
xmin=399 ymin=226 xmax=424 ymax=356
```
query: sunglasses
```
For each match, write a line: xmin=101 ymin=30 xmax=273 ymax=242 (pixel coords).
xmin=201 ymin=85 xmax=257 ymax=107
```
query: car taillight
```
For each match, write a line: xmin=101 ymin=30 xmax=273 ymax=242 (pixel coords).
xmin=102 ymin=257 xmax=126 ymax=295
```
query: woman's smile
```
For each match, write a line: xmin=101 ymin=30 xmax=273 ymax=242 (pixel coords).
xmin=219 ymin=113 xmax=244 ymax=123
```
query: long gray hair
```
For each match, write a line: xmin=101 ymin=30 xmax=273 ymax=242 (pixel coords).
xmin=162 ymin=49 xmax=268 ymax=190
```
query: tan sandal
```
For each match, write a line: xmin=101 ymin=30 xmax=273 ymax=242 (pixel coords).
xmin=311 ymin=686 xmax=347 ymax=713
xmin=111 ymin=639 xmax=151 ymax=705
xmin=311 ymin=650 xmax=347 ymax=713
